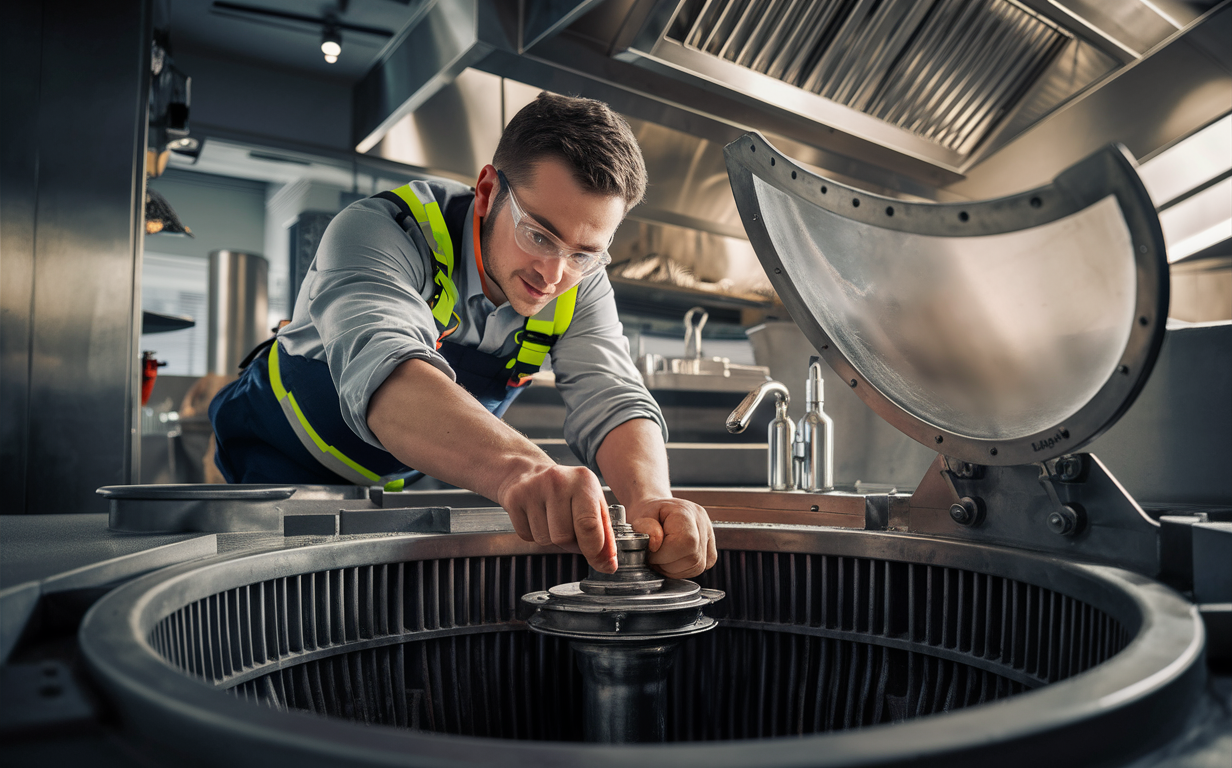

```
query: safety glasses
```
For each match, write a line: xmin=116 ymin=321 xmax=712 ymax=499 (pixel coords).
xmin=497 ymin=170 xmax=612 ymax=277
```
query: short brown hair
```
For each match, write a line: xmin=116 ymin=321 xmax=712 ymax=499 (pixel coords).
xmin=492 ymin=92 xmax=647 ymax=211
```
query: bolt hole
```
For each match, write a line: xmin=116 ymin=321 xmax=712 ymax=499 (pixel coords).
xmin=989 ymin=447 xmax=998 ymax=456
xmin=821 ymin=344 xmax=829 ymax=350
xmin=849 ymin=379 xmax=857 ymax=387
xmin=774 ymin=267 xmax=782 ymax=274
xmin=820 ymin=185 xmax=828 ymax=194
xmin=1118 ymin=364 xmax=1129 ymax=375
xmin=1030 ymin=197 xmax=1042 ymax=208
xmin=750 ymin=144 xmax=755 ymax=152
xmin=810 ymin=505 xmax=819 ymax=512
xmin=791 ymin=170 xmax=797 ymax=180
xmin=770 ymin=157 xmax=776 ymax=166
xmin=852 ymin=198 xmax=860 ymax=207
xmin=1139 ymin=316 xmax=1149 ymax=326
xmin=959 ymin=211 xmax=969 ymax=222
xmin=885 ymin=206 xmax=894 ymax=216
xmin=934 ymin=435 xmax=944 ymax=444
xmin=1061 ymin=429 xmax=1070 ymax=438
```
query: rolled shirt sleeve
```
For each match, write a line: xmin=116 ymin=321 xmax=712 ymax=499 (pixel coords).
xmin=287 ymin=198 xmax=454 ymax=450
xmin=551 ymin=271 xmax=668 ymax=470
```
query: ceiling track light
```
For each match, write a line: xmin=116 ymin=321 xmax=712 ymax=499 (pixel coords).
xmin=321 ymin=26 xmax=341 ymax=63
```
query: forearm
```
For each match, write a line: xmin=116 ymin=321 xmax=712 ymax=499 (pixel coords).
xmin=367 ymin=358 xmax=618 ymax=573
xmin=594 ymin=418 xmax=672 ymax=509
xmin=366 ymin=358 xmax=549 ymax=501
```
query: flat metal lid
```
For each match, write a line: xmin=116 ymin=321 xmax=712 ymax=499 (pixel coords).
xmin=725 ymin=133 xmax=1168 ymax=465
xmin=97 ymin=484 xmax=296 ymax=500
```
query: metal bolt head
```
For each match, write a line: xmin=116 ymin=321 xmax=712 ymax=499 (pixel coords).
xmin=1047 ymin=505 xmax=1081 ymax=536
xmin=949 ymin=496 xmax=983 ymax=527
xmin=1056 ymin=455 xmax=1084 ymax=482
xmin=952 ymin=461 xmax=979 ymax=479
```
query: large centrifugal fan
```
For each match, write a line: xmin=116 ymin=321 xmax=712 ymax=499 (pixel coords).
xmin=77 ymin=132 xmax=1212 ymax=767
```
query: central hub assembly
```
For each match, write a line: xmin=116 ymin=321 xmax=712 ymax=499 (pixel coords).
xmin=520 ymin=504 xmax=724 ymax=743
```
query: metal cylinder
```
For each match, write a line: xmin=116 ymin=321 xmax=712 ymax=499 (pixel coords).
xmin=520 ymin=505 xmax=724 ymax=744
xmin=800 ymin=360 xmax=834 ymax=491
xmin=572 ymin=641 xmax=681 ymax=742
xmin=769 ymin=397 xmax=796 ymax=491
xmin=207 ymin=250 xmax=269 ymax=375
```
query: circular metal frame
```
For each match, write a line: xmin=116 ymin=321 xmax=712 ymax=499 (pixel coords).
xmin=79 ymin=527 xmax=1203 ymax=768
xmin=724 ymin=132 xmax=1170 ymax=466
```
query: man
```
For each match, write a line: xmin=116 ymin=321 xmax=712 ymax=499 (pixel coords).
xmin=210 ymin=92 xmax=716 ymax=579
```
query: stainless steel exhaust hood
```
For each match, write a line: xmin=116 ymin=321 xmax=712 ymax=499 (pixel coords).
xmin=354 ymin=0 xmax=1229 ymax=202
xmin=613 ymin=0 xmax=1073 ymax=168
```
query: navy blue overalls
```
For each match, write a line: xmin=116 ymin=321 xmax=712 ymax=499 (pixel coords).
xmin=208 ymin=181 xmax=575 ymax=489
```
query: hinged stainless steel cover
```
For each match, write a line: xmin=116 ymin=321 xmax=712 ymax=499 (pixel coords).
xmin=725 ymin=133 xmax=1168 ymax=466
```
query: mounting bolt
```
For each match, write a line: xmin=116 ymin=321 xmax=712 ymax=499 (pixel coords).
xmin=1056 ymin=455 xmax=1085 ymax=482
xmin=951 ymin=461 xmax=979 ymax=479
xmin=1047 ymin=505 xmax=1083 ymax=536
xmin=949 ymin=496 xmax=984 ymax=527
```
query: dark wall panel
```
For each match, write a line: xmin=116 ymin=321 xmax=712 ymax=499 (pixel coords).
xmin=0 ymin=0 xmax=150 ymax=514
xmin=0 ymin=0 xmax=45 ymax=515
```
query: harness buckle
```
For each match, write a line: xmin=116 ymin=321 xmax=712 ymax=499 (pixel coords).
xmin=522 ymin=330 xmax=558 ymax=347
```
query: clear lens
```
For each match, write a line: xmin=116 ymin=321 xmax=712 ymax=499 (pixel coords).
xmin=514 ymin=223 xmax=558 ymax=257
xmin=513 ymin=221 xmax=607 ymax=275
xmin=503 ymin=170 xmax=611 ymax=276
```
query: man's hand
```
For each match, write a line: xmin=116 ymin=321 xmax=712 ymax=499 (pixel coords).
xmin=369 ymin=360 xmax=620 ymax=574
xmin=627 ymin=497 xmax=717 ymax=579
xmin=498 ymin=463 xmax=619 ymax=574
xmin=594 ymin=418 xmax=718 ymax=579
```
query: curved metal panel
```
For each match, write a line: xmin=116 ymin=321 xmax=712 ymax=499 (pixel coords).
xmin=725 ymin=133 xmax=1168 ymax=465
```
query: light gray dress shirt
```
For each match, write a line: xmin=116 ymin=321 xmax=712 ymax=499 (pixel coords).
xmin=277 ymin=181 xmax=666 ymax=470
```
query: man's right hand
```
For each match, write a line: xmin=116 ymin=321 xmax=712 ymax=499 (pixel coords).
xmin=369 ymin=359 xmax=618 ymax=574
xmin=497 ymin=462 xmax=618 ymax=573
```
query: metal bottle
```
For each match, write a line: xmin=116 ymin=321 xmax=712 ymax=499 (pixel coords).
xmin=798 ymin=357 xmax=834 ymax=491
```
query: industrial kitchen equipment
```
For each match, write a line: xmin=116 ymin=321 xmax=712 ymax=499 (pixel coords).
xmin=4 ymin=133 xmax=1225 ymax=768
xmin=638 ymin=306 xmax=772 ymax=392
xmin=520 ymin=504 xmax=724 ymax=742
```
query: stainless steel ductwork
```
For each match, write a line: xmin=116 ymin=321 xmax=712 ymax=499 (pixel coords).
xmin=619 ymin=0 xmax=1072 ymax=163
xmin=79 ymin=524 xmax=1201 ymax=767
xmin=356 ymin=0 xmax=1230 ymax=200
xmin=206 ymin=249 xmax=269 ymax=376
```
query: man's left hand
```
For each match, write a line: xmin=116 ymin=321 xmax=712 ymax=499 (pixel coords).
xmin=627 ymin=498 xmax=717 ymax=579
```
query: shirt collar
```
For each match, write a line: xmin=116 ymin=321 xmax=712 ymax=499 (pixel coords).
xmin=466 ymin=198 xmax=501 ymax=306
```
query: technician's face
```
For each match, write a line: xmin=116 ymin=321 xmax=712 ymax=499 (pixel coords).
xmin=478 ymin=157 xmax=625 ymax=317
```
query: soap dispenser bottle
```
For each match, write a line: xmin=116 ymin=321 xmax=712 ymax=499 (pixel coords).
xmin=799 ymin=356 xmax=834 ymax=491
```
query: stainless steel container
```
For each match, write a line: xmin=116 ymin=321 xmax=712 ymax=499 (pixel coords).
xmin=207 ymin=250 xmax=269 ymax=375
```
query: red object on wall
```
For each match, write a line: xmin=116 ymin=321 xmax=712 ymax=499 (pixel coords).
xmin=141 ymin=351 xmax=167 ymax=406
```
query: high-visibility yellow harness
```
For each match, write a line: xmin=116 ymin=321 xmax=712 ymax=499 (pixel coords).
xmin=268 ymin=181 xmax=576 ymax=488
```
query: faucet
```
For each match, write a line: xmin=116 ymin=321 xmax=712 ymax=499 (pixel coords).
xmin=727 ymin=380 xmax=795 ymax=491
xmin=797 ymin=357 xmax=834 ymax=491
xmin=683 ymin=306 xmax=708 ymax=373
